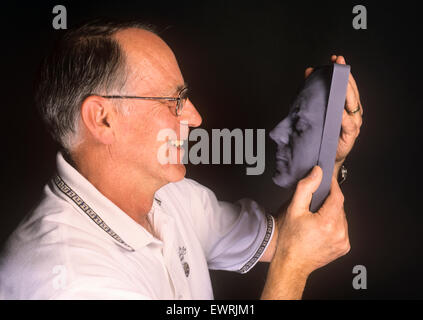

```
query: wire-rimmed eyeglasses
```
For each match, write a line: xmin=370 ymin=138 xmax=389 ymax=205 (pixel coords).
xmin=95 ymin=86 xmax=189 ymax=116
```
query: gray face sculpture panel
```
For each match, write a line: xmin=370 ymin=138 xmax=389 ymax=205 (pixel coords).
xmin=270 ymin=64 xmax=350 ymax=212
xmin=269 ymin=67 xmax=331 ymax=188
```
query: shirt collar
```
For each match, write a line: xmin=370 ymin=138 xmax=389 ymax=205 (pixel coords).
xmin=53 ymin=152 xmax=162 ymax=251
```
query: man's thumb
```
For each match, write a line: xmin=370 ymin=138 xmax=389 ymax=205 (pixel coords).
xmin=290 ymin=166 xmax=323 ymax=214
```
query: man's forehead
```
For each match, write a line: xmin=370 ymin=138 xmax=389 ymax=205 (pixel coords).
xmin=115 ymin=28 xmax=166 ymax=55
xmin=114 ymin=28 xmax=183 ymax=94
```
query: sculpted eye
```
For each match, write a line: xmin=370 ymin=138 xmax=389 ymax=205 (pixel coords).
xmin=292 ymin=104 xmax=300 ymax=116
xmin=290 ymin=95 xmax=305 ymax=115
xmin=293 ymin=106 xmax=300 ymax=114
xmin=294 ymin=118 xmax=310 ymax=134
xmin=289 ymin=96 xmax=310 ymax=135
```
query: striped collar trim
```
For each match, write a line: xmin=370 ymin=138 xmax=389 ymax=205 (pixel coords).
xmin=53 ymin=174 xmax=135 ymax=252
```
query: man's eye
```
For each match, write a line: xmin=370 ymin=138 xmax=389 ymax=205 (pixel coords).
xmin=156 ymin=99 xmax=174 ymax=108
xmin=165 ymin=101 xmax=178 ymax=112
xmin=156 ymin=100 xmax=169 ymax=106
xmin=168 ymin=100 xmax=178 ymax=108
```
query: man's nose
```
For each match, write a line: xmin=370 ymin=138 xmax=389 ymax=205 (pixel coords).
xmin=180 ymin=99 xmax=202 ymax=128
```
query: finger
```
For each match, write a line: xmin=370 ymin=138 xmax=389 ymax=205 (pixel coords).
xmin=334 ymin=56 xmax=358 ymax=101
xmin=332 ymin=56 xmax=363 ymax=116
xmin=341 ymin=109 xmax=361 ymax=138
xmin=349 ymin=74 xmax=359 ymax=97
xmin=318 ymin=177 xmax=345 ymax=218
xmin=348 ymin=74 xmax=363 ymax=117
xmin=337 ymin=110 xmax=360 ymax=163
xmin=289 ymin=166 xmax=323 ymax=214
xmin=331 ymin=55 xmax=337 ymax=62
xmin=336 ymin=56 xmax=363 ymax=117
xmin=305 ymin=67 xmax=314 ymax=79
xmin=336 ymin=55 xmax=346 ymax=65
xmin=344 ymin=81 xmax=361 ymax=116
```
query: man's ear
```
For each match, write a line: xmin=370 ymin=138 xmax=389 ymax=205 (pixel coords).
xmin=80 ymin=95 xmax=116 ymax=145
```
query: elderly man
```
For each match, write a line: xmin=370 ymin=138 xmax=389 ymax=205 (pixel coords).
xmin=0 ymin=20 xmax=362 ymax=299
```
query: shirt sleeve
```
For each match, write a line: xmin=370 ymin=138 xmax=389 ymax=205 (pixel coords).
xmin=185 ymin=179 xmax=275 ymax=274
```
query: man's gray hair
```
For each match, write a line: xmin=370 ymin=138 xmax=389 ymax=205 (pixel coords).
xmin=34 ymin=19 xmax=155 ymax=151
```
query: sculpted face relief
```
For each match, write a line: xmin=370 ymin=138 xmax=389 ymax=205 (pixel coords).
xmin=269 ymin=68 xmax=330 ymax=188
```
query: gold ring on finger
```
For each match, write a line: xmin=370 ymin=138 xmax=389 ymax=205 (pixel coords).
xmin=347 ymin=104 xmax=361 ymax=115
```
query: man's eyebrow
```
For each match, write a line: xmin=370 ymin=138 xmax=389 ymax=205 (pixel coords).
xmin=161 ymin=83 xmax=188 ymax=97
xmin=173 ymin=82 xmax=188 ymax=95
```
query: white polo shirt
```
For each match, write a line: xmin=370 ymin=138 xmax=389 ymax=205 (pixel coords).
xmin=0 ymin=153 xmax=274 ymax=300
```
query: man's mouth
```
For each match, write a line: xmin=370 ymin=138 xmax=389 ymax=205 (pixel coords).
xmin=168 ymin=139 xmax=185 ymax=148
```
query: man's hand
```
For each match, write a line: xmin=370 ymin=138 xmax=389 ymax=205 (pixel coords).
xmin=305 ymin=55 xmax=363 ymax=177
xmin=261 ymin=166 xmax=350 ymax=299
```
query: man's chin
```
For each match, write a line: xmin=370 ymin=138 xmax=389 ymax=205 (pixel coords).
xmin=165 ymin=163 xmax=186 ymax=183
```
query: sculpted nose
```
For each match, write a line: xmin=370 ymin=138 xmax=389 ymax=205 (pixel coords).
xmin=270 ymin=117 xmax=292 ymax=145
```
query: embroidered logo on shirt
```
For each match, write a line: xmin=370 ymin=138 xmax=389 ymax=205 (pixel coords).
xmin=178 ymin=246 xmax=190 ymax=277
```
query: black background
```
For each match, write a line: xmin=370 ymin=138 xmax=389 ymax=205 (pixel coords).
xmin=0 ymin=0 xmax=420 ymax=299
